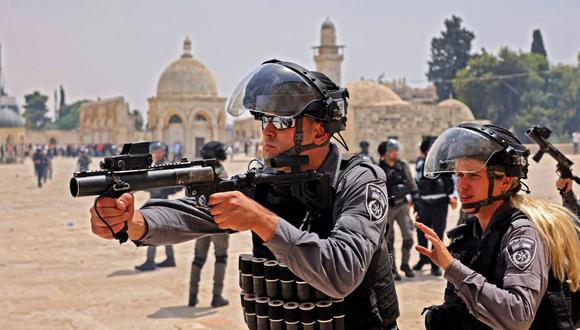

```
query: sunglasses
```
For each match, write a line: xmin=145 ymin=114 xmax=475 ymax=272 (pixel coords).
xmin=260 ymin=116 xmax=296 ymax=130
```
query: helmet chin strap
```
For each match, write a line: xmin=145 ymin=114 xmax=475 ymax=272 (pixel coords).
xmin=266 ymin=116 xmax=330 ymax=172
xmin=461 ymin=166 xmax=509 ymax=214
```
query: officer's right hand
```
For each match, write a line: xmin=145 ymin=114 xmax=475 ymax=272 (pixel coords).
xmin=89 ymin=193 xmax=146 ymax=240
xmin=415 ymin=222 xmax=454 ymax=270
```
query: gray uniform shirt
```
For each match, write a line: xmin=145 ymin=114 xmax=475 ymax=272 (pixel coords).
xmin=444 ymin=213 xmax=550 ymax=330
xmin=137 ymin=144 xmax=389 ymax=298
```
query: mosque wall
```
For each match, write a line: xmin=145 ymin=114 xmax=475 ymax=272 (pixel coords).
xmin=345 ymin=102 xmax=476 ymax=162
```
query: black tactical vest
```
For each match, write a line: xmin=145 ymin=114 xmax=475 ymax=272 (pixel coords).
xmin=379 ymin=159 xmax=410 ymax=205
xmin=248 ymin=156 xmax=400 ymax=329
xmin=425 ymin=206 xmax=576 ymax=330
xmin=415 ymin=157 xmax=453 ymax=201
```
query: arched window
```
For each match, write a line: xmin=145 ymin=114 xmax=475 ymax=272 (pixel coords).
xmin=169 ymin=115 xmax=183 ymax=124
xmin=194 ymin=114 xmax=207 ymax=122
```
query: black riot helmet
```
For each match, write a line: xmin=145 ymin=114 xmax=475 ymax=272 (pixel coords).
xmin=200 ymin=141 xmax=227 ymax=161
xmin=227 ymin=59 xmax=349 ymax=169
xmin=378 ymin=138 xmax=401 ymax=156
xmin=149 ymin=141 xmax=168 ymax=153
xmin=424 ymin=123 xmax=530 ymax=212
xmin=419 ymin=136 xmax=437 ymax=154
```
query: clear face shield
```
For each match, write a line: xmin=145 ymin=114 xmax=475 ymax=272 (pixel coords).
xmin=423 ymin=127 xmax=505 ymax=178
xmin=227 ymin=63 xmax=324 ymax=118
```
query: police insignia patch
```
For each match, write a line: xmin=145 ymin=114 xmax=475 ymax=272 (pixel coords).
xmin=507 ymin=236 xmax=537 ymax=271
xmin=365 ymin=183 xmax=387 ymax=222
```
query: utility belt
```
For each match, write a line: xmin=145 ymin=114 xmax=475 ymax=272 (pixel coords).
xmin=239 ymin=254 xmax=345 ymax=330
xmin=423 ymin=303 xmax=491 ymax=330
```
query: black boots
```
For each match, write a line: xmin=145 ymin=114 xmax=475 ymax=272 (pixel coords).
xmin=393 ymin=270 xmax=402 ymax=281
xmin=413 ymin=260 xmax=428 ymax=271
xmin=188 ymin=294 xmax=199 ymax=307
xmin=135 ymin=261 xmax=156 ymax=271
xmin=211 ymin=295 xmax=229 ymax=308
xmin=188 ymin=294 xmax=229 ymax=308
xmin=431 ymin=268 xmax=442 ymax=276
xmin=400 ymin=264 xmax=415 ymax=278
xmin=156 ymin=258 xmax=176 ymax=268
xmin=136 ymin=258 xmax=175 ymax=271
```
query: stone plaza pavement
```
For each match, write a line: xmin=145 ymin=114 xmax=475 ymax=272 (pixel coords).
xmin=0 ymin=153 xmax=575 ymax=329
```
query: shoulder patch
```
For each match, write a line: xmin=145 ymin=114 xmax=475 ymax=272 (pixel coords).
xmin=507 ymin=235 xmax=537 ymax=271
xmin=365 ymin=183 xmax=388 ymax=222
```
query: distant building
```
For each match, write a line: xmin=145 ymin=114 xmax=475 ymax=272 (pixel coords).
xmin=78 ymin=96 xmax=136 ymax=144
xmin=0 ymin=44 xmax=25 ymax=162
xmin=382 ymin=78 xmax=437 ymax=104
xmin=147 ymin=37 xmax=226 ymax=158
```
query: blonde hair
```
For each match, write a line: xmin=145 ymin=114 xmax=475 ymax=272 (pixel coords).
xmin=498 ymin=169 xmax=580 ymax=292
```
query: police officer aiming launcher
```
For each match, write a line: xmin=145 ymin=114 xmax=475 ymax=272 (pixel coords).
xmin=86 ymin=60 xmax=400 ymax=329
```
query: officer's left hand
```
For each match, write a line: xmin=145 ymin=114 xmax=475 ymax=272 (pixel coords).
xmin=449 ymin=196 xmax=458 ymax=210
xmin=556 ymin=178 xmax=573 ymax=193
xmin=208 ymin=191 xmax=279 ymax=241
xmin=415 ymin=222 xmax=454 ymax=270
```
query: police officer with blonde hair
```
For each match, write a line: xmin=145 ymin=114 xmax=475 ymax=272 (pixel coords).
xmin=417 ymin=123 xmax=580 ymax=329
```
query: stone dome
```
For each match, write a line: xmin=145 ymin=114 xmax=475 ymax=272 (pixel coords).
xmin=345 ymin=80 xmax=405 ymax=106
xmin=156 ymin=38 xmax=218 ymax=97
xmin=0 ymin=107 xmax=23 ymax=128
xmin=322 ymin=17 xmax=335 ymax=29
xmin=438 ymin=99 xmax=474 ymax=120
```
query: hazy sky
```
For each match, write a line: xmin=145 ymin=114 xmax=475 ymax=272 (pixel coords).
xmin=1 ymin=0 xmax=579 ymax=118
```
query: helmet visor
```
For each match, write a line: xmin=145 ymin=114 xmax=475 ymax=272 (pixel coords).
xmin=227 ymin=63 xmax=322 ymax=117
xmin=423 ymin=127 xmax=504 ymax=178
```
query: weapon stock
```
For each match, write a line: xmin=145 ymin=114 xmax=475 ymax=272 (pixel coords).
xmin=526 ymin=126 xmax=580 ymax=184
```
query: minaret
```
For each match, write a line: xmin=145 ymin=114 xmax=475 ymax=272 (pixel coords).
xmin=182 ymin=36 xmax=193 ymax=58
xmin=312 ymin=17 xmax=344 ymax=85
xmin=0 ymin=44 xmax=5 ymax=96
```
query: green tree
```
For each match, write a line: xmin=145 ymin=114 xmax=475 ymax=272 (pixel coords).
xmin=454 ymin=48 xmax=549 ymax=128
xmin=23 ymin=91 xmax=50 ymax=129
xmin=454 ymin=47 xmax=578 ymax=140
xmin=59 ymin=85 xmax=66 ymax=109
xmin=56 ymin=100 xmax=86 ymax=130
xmin=427 ymin=15 xmax=475 ymax=101
xmin=531 ymin=29 xmax=547 ymax=58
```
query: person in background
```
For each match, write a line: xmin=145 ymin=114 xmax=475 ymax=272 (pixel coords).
xmin=188 ymin=141 xmax=230 ymax=308
xmin=357 ymin=140 xmax=376 ymax=164
xmin=378 ymin=138 xmax=419 ymax=280
xmin=77 ymin=149 xmax=91 ymax=172
xmin=134 ymin=142 xmax=181 ymax=271
xmin=32 ymin=147 xmax=47 ymax=188
xmin=413 ymin=136 xmax=457 ymax=276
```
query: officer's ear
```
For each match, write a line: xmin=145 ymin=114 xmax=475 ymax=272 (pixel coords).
xmin=308 ymin=119 xmax=330 ymax=146
xmin=498 ymin=175 xmax=514 ymax=193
